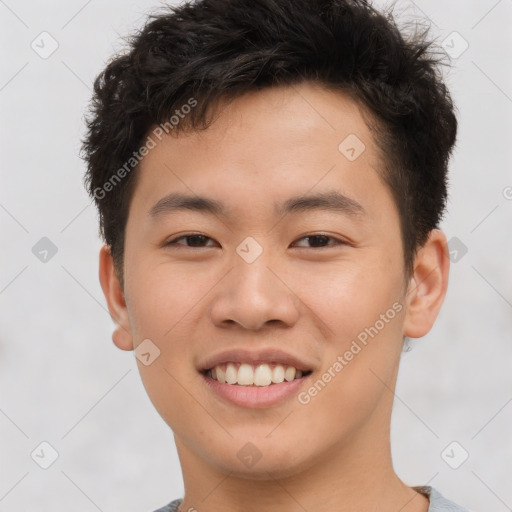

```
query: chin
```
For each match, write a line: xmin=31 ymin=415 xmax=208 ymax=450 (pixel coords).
xmin=206 ymin=441 xmax=311 ymax=480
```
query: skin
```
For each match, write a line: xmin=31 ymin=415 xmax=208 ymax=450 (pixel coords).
xmin=99 ymin=81 xmax=449 ymax=512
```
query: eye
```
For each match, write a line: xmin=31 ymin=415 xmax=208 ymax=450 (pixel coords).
xmin=292 ymin=234 xmax=346 ymax=249
xmin=164 ymin=233 xmax=347 ymax=249
xmin=165 ymin=234 xmax=217 ymax=248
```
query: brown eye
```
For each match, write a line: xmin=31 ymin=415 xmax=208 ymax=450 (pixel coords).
xmin=292 ymin=235 xmax=345 ymax=248
xmin=166 ymin=234 xmax=217 ymax=248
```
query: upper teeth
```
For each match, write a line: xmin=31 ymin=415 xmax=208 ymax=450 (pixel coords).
xmin=208 ymin=363 xmax=304 ymax=386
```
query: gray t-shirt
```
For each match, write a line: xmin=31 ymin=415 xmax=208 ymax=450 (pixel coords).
xmin=152 ymin=485 xmax=470 ymax=511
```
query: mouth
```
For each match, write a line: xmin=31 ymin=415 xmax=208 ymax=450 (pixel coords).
xmin=200 ymin=363 xmax=314 ymax=408
xmin=201 ymin=362 xmax=313 ymax=387
xmin=198 ymin=348 xmax=316 ymax=407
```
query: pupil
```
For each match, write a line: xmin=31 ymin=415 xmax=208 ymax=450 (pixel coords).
xmin=309 ymin=235 xmax=328 ymax=247
xmin=189 ymin=235 xmax=206 ymax=246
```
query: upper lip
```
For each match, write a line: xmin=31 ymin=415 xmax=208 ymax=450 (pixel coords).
xmin=199 ymin=348 xmax=315 ymax=373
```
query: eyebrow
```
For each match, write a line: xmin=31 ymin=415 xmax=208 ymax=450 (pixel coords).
xmin=148 ymin=190 xmax=366 ymax=220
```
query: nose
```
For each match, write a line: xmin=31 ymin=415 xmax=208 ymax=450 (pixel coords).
xmin=209 ymin=253 xmax=300 ymax=331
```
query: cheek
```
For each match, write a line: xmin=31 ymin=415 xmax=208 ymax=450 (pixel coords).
xmin=301 ymin=257 xmax=405 ymax=403
xmin=294 ymin=285 xmax=404 ymax=448
xmin=126 ymin=263 xmax=204 ymax=423
xmin=124 ymin=255 xmax=205 ymax=340
xmin=123 ymin=259 xmax=206 ymax=414
xmin=298 ymin=257 xmax=403 ymax=341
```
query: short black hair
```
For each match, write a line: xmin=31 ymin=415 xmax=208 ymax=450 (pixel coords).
xmin=82 ymin=0 xmax=458 ymax=285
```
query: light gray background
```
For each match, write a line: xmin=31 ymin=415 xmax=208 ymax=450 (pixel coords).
xmin=1 ymin=1 xmax=511 ymax=511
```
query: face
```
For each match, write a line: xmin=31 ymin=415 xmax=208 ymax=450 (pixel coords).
xmin=100 ymin=81 xmax=448 ymax=480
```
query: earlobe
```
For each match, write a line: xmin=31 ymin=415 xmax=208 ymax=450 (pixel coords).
xmin=98 ymin=245 xmax=134 ymax=351
xmin=403 ymin=229 xmax=450 ymax=339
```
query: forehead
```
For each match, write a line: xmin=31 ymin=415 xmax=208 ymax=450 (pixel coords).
xmin=173 ymin=82 xmax=378 ymax=157
xmin=132 ymin=82 xmax=393 ymax=223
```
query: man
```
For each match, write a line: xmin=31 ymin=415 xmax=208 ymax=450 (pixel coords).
xmin=82 ymin=0 xmax=468 ymax=510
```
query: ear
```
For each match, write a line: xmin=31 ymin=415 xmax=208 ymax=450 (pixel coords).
xmin=403 ymin=229 xmax=450 ymax=339
xmin=98 ymin=244 xmax=134 ymax=351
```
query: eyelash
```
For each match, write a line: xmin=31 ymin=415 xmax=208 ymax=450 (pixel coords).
xmin=164 ymin=233 xmax=347 ymax=249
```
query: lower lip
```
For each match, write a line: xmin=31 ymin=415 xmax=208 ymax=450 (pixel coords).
xmin=201 ymin=372 xmax=312 ymax=408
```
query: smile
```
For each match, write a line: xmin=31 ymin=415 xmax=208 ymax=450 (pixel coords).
xmin=204 ymin=362 xmax=312 ymax=387
xmin=201 ymin=364 xmax=313 ymax=409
